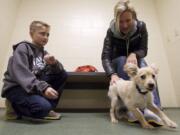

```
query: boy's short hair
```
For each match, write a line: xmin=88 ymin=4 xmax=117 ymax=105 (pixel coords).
xmin=30 ymin=21 xmax=50 ymax=33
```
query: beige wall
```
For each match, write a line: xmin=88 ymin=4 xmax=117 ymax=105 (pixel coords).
xmin=10 ymin=0 xmax=115 ymax=71
xmin=0 ymin=0 xmax=21 ymax=107
xmin=131 ymin=0 xmax=177 ymax=107
xmin=155 ymin=0 xmax=180 ymax=106
xmin=0 ymin=0 xmax=178 ymax=107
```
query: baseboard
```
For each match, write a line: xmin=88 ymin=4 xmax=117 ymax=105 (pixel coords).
xmin=0 ymin=100 xmax=5 ymax=108
xmin=0 ymin=106 xmax=179 ymax=113
xmin=55 ymin=108 xmax=109 ymax=113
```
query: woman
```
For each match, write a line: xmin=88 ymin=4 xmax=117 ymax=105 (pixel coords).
xmin=102 ymin=0 xmax=161 ymax=123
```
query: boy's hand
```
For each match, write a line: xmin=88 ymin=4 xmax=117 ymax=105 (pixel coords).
xmin=43 ymin=87 xmax=58 ymax=99
xmin=44 ymin=54 xmax=57 ymax=65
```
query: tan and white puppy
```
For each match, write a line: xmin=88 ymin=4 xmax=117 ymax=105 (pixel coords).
xmin=108 ymin=63 xmax=177 ymax=129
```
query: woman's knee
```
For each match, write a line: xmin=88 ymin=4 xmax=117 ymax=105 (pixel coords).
xmin=113 ymin=56 xmax=127 ymax=68
xmin=113 ymin=56 xmax=129 ymax=80
xmin=138 ymin=58 xmax=147 ymax=68
xmin=114 ymin=56 xmax=127 ymax=64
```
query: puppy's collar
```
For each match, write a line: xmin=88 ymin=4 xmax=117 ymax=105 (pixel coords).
xmin=136 ymin=85 xmax=148 ymax=95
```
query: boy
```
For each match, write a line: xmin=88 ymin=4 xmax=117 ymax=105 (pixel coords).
xmin=1 ymin=21 xmax=67 ymax=120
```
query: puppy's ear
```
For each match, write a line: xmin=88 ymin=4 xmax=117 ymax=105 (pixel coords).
xmin=124 ymin=63 xmax=138 ymax=77
xmin=150 ymin=63 xmax=159 ymax=74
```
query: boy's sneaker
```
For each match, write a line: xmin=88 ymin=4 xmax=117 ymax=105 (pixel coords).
xmin=44 ymin=110 xmax=62 ymax=120
xmin=5 ymin=99 xmax=18 ymax=120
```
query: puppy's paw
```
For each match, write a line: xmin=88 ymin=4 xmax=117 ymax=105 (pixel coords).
xmin=166 ymin=120 xmax=178 ymax=128
xmin=142 ymin=123 xmax=154 ymax=129
xmin=111 ymin=118 xmax=119 ymax=124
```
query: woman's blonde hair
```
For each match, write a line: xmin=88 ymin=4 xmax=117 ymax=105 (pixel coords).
xmin=114 ymin=0 xmax=137 ymax=32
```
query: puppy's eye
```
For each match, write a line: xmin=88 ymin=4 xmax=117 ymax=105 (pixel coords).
xmin=152 ymin=74 xmax=155 ymax=79
xmin=140 ymin=75 xmax=146 ymax=80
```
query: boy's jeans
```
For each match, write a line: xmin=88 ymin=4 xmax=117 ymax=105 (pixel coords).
xmin=5 ymin=71 xmax=67 ymax=119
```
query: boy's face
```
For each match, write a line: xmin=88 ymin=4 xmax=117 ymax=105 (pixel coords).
xmin=30 ymin=26 xmax=50 ymax=47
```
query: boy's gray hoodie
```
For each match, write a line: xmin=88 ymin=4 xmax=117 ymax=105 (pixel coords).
xmin=1 ymin=41 xmax=64 ymax=97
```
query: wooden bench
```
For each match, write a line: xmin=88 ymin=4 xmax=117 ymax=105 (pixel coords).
xmin=58 ymin=72 xmax=110 ymax=112
xmin=64 ymin=72 xmax=109 ymax=90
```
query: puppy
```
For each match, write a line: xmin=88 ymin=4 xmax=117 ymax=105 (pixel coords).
xmin=108 ymin=63 xmax=177 ymax=129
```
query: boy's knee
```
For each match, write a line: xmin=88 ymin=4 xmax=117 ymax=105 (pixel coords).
xmin=55 ymin=70 xmax=68 ymax=80
xmin=60 ymin=70 xmax=68 ymax=79
xmin=62 ymin=71 xmax=68 ymax=81
xmin=30 ymin=100 xmax=52 ymax=118
xmin=56 ymin=70 xmax=68 ymax=83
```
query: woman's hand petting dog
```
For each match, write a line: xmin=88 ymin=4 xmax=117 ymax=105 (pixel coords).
xmin=110 ymin=74 xmax=122 ymax=85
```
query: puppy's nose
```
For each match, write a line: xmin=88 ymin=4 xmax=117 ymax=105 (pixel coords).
xmin=148 ymin=83 xmax=154 ymax=89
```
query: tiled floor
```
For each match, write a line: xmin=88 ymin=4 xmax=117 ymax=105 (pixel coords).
xmin=0 ymin=109 xmax=179 ymax=135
